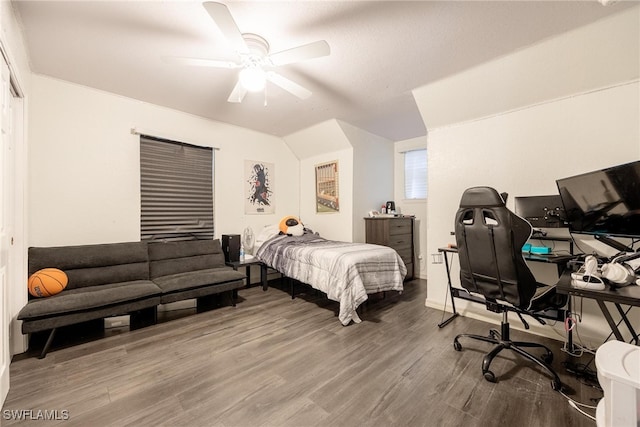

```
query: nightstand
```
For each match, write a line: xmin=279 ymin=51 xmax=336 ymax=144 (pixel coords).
xmin=226 ymin=257 xmax=268 ymax=291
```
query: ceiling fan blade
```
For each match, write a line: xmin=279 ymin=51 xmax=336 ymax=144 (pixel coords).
xmin=203 ymin=2 xmax=249 ymax=54
xmin=227 ymin=80 xmax=247 ymax=103
xmin=163 ymin=56 xmax=240 ymax=69
xmin=269 ymin=40 xmax=330 ymax=66
xmin=267 ymin=72 xmax=312 ymax=99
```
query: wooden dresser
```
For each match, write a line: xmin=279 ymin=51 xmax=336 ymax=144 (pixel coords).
xmin=364 ymin=216 xmax=414 ymax=280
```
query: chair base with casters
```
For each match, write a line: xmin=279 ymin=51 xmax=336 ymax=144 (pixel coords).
xmin=453 ymin=307 xmax=562 ymax=391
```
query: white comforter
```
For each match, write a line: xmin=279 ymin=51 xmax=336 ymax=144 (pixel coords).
xmin=256 ymin=233 xmax=406 ymax=325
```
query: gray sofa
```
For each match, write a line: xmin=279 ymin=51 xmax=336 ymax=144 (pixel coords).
xmin=148 ymin=240 xmax=246 ymax=304
xmin=17 ymin=239 xmax=246 ymax=358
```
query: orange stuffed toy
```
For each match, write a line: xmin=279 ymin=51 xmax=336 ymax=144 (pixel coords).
xmin=279 ymin=216 xmax=304 ymax=236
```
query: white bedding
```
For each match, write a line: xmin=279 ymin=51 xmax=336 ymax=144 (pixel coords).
xmin=255 ymin=232 xmax=406 ymax=325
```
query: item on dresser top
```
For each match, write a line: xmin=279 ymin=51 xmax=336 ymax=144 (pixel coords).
xmin=385 ymin=201 xmax=395 ymax=214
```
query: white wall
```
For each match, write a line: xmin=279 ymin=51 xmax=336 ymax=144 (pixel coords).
xmin=284 ymin=120 xmax=352 ymax=241
xmin=416 ymin=6 xmax=640 ymax=344
xmin=283 ymin=119 xmax=352 ymax=160
xmin=340 ymin=121 xmax=394 ymax=243
xmin=394 ymin=136 xmax=427 ymax=279
xmin=284 ymin=119 xmax=397 ymax=243
xmin=417 ymin=6 xmax=640 ymax=130
xmin=28 ymin=75 xmax=300 ymax=247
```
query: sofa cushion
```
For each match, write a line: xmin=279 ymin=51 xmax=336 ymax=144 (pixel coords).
xmin=28 ymin=242 xmax=149 ymax=290
xmin=148 ymin=239 xmax=226 ymax=278
xmin=17 ymin=280 xmax=161 ymax=319
xmin=152 ymin=267 xmax=245 ymax=294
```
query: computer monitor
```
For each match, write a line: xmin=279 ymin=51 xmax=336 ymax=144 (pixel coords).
xmin=556 ymin=160 xmax=640 ymax=239
xmin=514 ymin=195 xmax=567 ymax=228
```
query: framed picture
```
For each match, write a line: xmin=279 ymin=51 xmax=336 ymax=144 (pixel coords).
xmin=245 ymin=160 xmax=274 ymax=214
xmin=315 ymin=160 xmax=339 ymax=213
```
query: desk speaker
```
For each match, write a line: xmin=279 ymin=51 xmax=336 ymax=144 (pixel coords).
xmin=222 ymin=234 xmax=240 ymax=262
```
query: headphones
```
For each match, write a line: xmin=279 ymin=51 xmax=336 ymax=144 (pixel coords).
xmin=600 ymin=252 xmax=640 ymax=287
xmin=571 ymin=255 xmax=606 ymax=290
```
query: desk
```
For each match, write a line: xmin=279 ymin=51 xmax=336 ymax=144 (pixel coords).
xmin=518 ymin=252 xmax=576 ymax=276
xmin=556 ymin=271 xmax=640 ymax=344
xmin=529 ymin=235 xmax=574 ymax=257
xmin=438 ymin=246 xmax=573 ymax=328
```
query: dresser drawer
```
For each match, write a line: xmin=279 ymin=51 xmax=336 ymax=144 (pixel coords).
xmin=388 ymin=234 xmax=412 ymax=251
xmin=395 ymin=247 xmax=413 ymax=262
xmin=388 ymin=220 xmax=412 ymax=236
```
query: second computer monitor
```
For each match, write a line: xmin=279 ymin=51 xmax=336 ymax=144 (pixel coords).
xmin=514 ymin=195 xmax=567 ymax=228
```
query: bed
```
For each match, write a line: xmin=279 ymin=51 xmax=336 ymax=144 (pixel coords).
xmin=255 ymin=230 xmax=406 ymax=325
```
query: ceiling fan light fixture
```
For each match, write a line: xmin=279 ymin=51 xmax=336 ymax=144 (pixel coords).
xmin=239 ymin=66 xmax=266 ymax=92
xmin=171 ymin=4 xmax=329 ymax=103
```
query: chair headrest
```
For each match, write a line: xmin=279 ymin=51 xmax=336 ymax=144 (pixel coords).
xmin=459 ymin=187 xmax=506 ymax=208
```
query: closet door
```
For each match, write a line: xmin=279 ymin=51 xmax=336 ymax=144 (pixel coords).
xmin=0 ymin=53 xmax=12 ymax=405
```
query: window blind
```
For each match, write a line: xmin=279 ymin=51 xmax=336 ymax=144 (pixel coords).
xmin=404 ymin=149 xmax=427 ymax=199
xmin=140 ymin=136 xmax=214 ymax=241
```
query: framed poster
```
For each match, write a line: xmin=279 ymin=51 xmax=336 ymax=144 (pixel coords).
xmin=315 ymin=160 xmax=339 ymax=213
xmin=245 ymin=160 xmax=274 ymax=214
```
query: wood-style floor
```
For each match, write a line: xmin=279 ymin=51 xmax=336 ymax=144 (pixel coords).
xmin=3 ymin=279 xmax=603 ymax=426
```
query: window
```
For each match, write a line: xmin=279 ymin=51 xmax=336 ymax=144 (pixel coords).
xmin=404 ymin=148 xmax=427 ymax=199
xmin=140 ymin=135 xmax=214 ymax=241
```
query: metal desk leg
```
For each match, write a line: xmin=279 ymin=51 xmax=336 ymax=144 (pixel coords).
xmin=565 ymin=296 xmax=574 ymax=353
xmin=615 ymin=303 xmax=639 ymax=344
xmin=597 ymin=300 xmax=625 ymax=341
xmin=438 ymin=251 xmax=459 ymax=328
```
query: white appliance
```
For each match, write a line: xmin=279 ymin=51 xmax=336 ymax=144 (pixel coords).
xmin=595 ymin=340 xmax=640 ymax=427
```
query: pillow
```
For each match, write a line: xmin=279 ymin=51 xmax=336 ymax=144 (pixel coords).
xmin=254 ymin=224 xmax=280 ymax=252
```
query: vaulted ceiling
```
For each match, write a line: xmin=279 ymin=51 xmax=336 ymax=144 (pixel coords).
xmin=13 ymin=0 xmax=636 ymax=141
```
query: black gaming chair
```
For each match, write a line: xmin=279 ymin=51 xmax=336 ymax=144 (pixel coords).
xmin=452 ymin=186 xmax=567 ymax=391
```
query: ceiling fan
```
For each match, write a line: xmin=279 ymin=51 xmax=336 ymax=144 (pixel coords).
xmin=166 ymin=1 xmax=330 ymax=103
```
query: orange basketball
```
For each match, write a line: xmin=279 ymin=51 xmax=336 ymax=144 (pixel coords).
xmin=28 ymin=268 xmax=68 ymax=298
